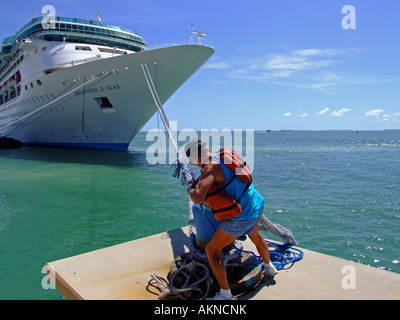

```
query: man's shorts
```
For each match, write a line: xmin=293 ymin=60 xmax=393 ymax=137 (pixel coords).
xmin=220 ymin=213 xmax=263 ymax=237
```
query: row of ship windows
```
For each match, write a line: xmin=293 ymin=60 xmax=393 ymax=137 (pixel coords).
xmin=53 ymin=23 xmax=143 ymax=43
xmin=0 ymin=93 xmax=55 ymax=108
xmin=16 ymin=22 xmax=144 ymax=47
xmin=7 ymin=110 xmax=27 ymax=119
xmin=24 ymin=80 xmax=42 ymax=91
xmin=23 ymin=44 xmax=127 ymax=57
xmin=0 ymin=80 xmax=48 ymax=106
xmin=76 ymin=45 xmax=127 ymax=54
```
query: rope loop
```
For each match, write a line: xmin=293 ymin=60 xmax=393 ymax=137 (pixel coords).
xmin=151 ymin=253 xmax=213 ymax=300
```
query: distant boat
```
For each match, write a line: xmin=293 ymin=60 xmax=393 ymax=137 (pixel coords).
xmin=265 ymin=129 xmax=272 ymax=133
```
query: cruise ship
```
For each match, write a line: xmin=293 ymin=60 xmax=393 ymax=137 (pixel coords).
xmin=0 ymin=15 xmax=214 ymax=150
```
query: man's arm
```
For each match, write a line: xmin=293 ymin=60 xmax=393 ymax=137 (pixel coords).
xmin=188 ymin=165 xmax=216 ymax=204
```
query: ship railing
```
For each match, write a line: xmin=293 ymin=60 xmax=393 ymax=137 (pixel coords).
xmin=57 ymin=55 xmax=103 ymax=68
xmin=148 ymin=39 xmax=214 ymax=50
xmin=32 ymin=30 xmax=147 ymax=52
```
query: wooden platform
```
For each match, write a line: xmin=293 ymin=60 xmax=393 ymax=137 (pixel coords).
xmin=45 ymin=226 xmax=400 ymax=300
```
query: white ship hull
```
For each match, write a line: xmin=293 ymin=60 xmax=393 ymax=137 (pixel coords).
xmin=0 ymin=44 xmax=214 ymax=150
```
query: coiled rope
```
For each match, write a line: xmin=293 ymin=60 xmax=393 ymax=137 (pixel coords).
xmin=229 ymin=239 xmax=304 ymax=271
xmin=150 ymin=255 xmax=213 ymax=300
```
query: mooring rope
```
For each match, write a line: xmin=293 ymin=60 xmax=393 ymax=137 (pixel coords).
xmin=141 ymin=64 xmax=193 ymax=186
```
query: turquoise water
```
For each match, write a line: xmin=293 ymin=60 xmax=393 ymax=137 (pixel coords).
xmin=0 ymin=130 xmax=399 ymax=299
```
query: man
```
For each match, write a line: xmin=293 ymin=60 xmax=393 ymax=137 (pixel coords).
xmin=185 ymin=138 xmax=278 ymax=300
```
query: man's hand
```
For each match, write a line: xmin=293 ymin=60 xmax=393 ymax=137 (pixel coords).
xmin=188 ymin=177 xmax=198 ymax=191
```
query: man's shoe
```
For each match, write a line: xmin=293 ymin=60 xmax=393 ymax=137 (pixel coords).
xmin=263 ymin=262 xmax=278 ymax=277
xmin=207 ymin=292 xmax=237 ymax=300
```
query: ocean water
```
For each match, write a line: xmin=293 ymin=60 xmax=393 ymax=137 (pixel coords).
xmin=0 ymin=130 xmax=399 ymax=300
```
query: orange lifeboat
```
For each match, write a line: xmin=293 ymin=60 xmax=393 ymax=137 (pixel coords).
xmin=8 ymin=76 xmax=16 ymax=88
xmin=15 ymin=71 xmax=21 ymax=83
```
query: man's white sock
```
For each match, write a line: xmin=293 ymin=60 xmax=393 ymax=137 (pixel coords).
xmin=220 ymin=288 xmax=232 ymax=299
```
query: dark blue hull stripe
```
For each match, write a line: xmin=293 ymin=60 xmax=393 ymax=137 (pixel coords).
xmin=23 ymin=142 xmax=129 ymax=151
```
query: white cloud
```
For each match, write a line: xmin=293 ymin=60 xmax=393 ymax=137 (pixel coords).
xmin=298 ymin=113 xmax=309 ymax=118
xmin=331 ymin=108 xmax=351 ymax=117
xmin=216 ymin=47 xmax=400 ymax=95
xmin=284 ymin=112 xmax=292 ymax=117
xmin=264 ymin=55 xmax=314 ymax=71
xmin=263 ymin=49 xmax=338 ymax=72
xmin=210 ymin=79 xmax=229 ymax=85
xmin=317 ymin=107 xmax=330 ymax=115
xmin=365 ymin=109 xmax=385 ymax=117
xmin=226 ymin=48 xmax=378 ymax=92
xmin=292 ymin=48 xmax=349 ymax=57
xmin=205 ymin=62 xmax=231 ymax=70
xmin=228 ymin=48 xmax=351 ymax=82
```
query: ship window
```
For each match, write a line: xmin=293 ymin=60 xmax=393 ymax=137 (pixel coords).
xmin=75 ymin=46 xmax=92 ymax=51
xmin=95 ymin=97 xmax=114 ymax=110
xmin=37 ymin=80 xmax=42 ymax=86
xmin=98 ymin=47 xmax=125 ymax=54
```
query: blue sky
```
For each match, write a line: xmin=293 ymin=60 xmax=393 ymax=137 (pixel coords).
xmin=1 ymin=0 xmax=400 ymax=130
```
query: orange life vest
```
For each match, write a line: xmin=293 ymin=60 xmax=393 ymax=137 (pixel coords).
xmin=219 ymin=148 xmax=252 ymax=184
xmin=204 ymin=148 xmax=252 ymax=221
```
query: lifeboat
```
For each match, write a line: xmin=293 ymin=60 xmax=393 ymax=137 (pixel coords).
xmin=15 ymin=71 xmax=21 ymax=83
xmin=20 ymin=39 xmax=47 ymax=52
xmin=8 ymin=76 xmax=16 ymax=88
